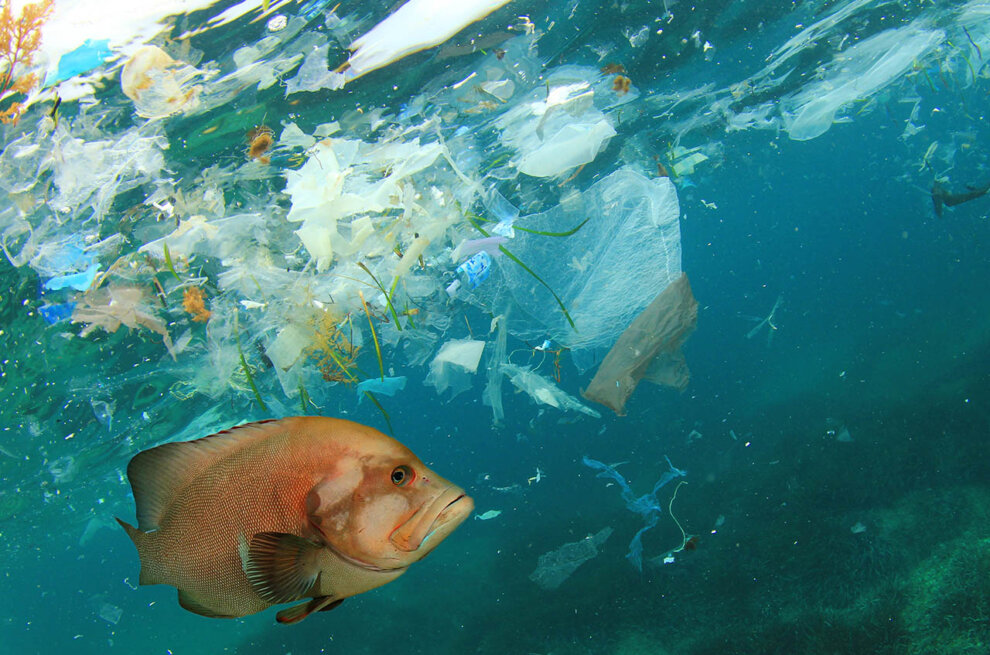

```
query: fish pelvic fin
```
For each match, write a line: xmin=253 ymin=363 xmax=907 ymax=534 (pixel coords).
xmin=276 ymin=596 xmax=343 ymax=624
xmin=245 ymin=532 xmax=323 ymax=605
xmin=178 ymin=590 xmax=238 ymax=619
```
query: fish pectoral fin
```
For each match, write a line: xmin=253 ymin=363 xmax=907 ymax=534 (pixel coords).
xmin=245 ymin=532 xmax=323 ymax=605
xmin=276 ymin=596 xmax=343 ymax=624
xmin=178 ymin=590 xmax=237 ymax=618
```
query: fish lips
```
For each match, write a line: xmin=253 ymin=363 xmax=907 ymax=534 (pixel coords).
xmin=390 ymin=486 xmax=473 ymax=554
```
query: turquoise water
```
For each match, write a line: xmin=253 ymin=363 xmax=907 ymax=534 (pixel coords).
xmin=2 ymin=0 xmax=989 ymax=653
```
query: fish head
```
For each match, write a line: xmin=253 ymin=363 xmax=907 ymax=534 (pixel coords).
xmin=306 ymin=439 xmax=473 ymax=571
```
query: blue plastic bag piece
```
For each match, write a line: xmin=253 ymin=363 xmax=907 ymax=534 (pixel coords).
xmin=583 ymin=455 xmax=686 ymax=570
xmin=47 ymin=39 xmax=113 ymax=86
xmin=44 ymin=263 xmax=100 ymax=291
xmin=356 ymin=376 xmax=407 ymax=402
xmin=45 ymin=242 xmax=94 ymax=274
xmin=39 ymin=302 xmax=77 ymax=324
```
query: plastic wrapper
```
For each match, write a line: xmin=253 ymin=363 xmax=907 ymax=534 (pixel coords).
xmin=482 ymin=315 xmax=508 ymax=423
xmin=583 ymin=273 xmax=698 ymax=416
xmin=529 ymin=527 xmax=613 ymax=590
xmin=356 ymin=376 xmax=408 ymax=401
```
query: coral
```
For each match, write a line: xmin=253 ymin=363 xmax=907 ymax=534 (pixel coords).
xmin=0 ymin=0 xmax=54 ymax=124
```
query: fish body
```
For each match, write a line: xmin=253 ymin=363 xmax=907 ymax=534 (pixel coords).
xmin=931 ymin=179 xmax=990 ymax=218
xmin=117 ymin=416 xmax=473 ymax=623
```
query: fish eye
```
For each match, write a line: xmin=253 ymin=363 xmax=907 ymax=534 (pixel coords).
xmin=390 ymin=465 xmax=413 ymax=487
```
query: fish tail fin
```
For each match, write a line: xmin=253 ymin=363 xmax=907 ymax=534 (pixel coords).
xmin=116 ymin=517 xmax=163 ymax=586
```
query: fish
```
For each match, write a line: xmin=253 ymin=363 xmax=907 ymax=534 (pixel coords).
xmin=117 ymin=416 xmax=473 ymax=624
xmin=931 ymin=179 xmax=990 ymax=218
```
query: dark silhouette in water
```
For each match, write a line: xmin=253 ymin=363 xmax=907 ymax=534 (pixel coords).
xmin=931 ymin=179 xmax=990 ymax=218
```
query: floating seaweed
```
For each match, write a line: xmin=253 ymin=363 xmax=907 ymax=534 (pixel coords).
xmin=0 ymin=0 xmax=53 ymax=124
xmin=306 ymin=308 xmax=359 ymax=384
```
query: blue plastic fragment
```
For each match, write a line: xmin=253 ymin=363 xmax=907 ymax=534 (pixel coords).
xmin=39 ymin=302 xmax=77 ymax=324
xmin=356 ymin=376 xmax=407 ymax=402
xmin=44 ymin=263 xmax=100 ymax=291
xmin=46 ymin=39 xmax=113 ymax=87
xmin=583 ymin=455 xmax=687 ymax=571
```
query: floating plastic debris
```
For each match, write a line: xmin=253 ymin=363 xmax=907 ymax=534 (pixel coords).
xmin=583 ymin=455 xmax=686 ymax=571
xmin=330 ymin=0 xmax=513 ymax=89
xmin=529 ymin=527 xmax=613 ymax=590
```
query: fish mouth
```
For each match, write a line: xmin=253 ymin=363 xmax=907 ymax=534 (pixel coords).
xmin=391 ymin=486 xmax=473 ymax=554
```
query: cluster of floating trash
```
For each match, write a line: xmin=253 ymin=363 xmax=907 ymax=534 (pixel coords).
xmin=1 ymin=0 xmax=701 ymax=437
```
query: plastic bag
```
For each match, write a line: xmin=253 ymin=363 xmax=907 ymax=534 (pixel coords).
xmin=582 ymin=273 xmax=698 ymax=415
xmin=483 ymin=167 xmax=682 ymax=370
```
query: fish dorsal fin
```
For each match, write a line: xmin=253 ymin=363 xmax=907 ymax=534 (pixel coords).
xmin=126 ymin=419 xmax=283 ymax=530
xmin=276 ymin=596 xmax=343 ymax=624
xmin=245 ymin=532 xmax=323 ymax=605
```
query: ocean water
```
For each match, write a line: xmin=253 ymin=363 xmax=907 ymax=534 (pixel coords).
xmin=1 ymin=1 xmax=989 ymax=653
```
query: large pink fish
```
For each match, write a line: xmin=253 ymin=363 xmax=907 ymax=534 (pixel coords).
xmin=117 ymin=416 xmax=473 ymax=623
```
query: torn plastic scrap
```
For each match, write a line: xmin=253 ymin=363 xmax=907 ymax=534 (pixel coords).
xmin=529 ymin=527 xmax=613 ymax=590
xmin=501 ymin=363 xmax=600 ymax=418
xmin=356 ymin=376 xmax=407 ymax=402
xmin=425 ymin=339 xmax=486 ymax=398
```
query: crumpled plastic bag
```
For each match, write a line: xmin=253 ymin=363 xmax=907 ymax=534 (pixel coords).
xmin=582 ymin=273 xmax=697 ymax=416
xmin=781 ymin=23 xmax=943 ymax=141
xmin=496 ymin=68 xmax=619 ymax=178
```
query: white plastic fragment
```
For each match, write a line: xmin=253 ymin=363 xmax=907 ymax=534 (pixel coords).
xmin=331 ymin=0 xmax=513 ymax=89
xmin=425 ymin=339 xmax=486 ymax=398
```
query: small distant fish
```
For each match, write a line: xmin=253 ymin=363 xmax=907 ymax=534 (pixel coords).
xmin=475 ymin=509 xmax=502 ymax=521
xmin=118 ymin=417 xmax=473 ymax=623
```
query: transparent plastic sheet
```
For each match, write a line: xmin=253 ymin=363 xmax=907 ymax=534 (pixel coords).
xmin=482 ymin=314 xmax=508 ymax=424
xmin=529 ymin=527 xmax=613 ymax=590
xmin=781 ymin=22 xmax=945 ymax=141
xmin=582 ymin=273 xmax=698 ymax=416
xmin=476 ymin=168 xmax=681 ymax=371
xmin=501 ymin=363 xmax=600 ymax=418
